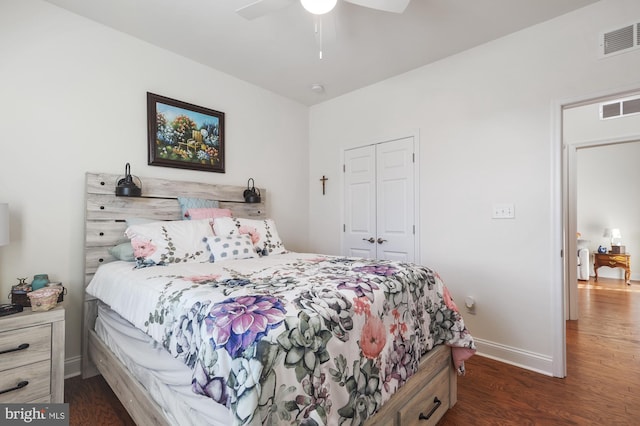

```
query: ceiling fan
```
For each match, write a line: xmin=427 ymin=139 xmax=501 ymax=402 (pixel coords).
xmin=236 ymin=0 xmax=411 ymax=20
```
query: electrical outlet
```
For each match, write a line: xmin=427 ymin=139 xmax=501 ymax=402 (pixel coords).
xmin=464 ymin=296 xmax=476 ymax=314
xmin=492 ymin=203 xmax=515 ymax=219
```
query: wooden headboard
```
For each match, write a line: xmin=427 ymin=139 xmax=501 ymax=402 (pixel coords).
xmin=81 ymin=172 xmax=266 ymax=377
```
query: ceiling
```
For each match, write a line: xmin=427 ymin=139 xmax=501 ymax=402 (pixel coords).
xmin=44 ymin=0 xmax=599 ymax=106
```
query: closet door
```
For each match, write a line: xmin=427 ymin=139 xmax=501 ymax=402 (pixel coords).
xmin=343 ymin=145 xmax=377 ymax=258
xmin=376 ymin=138 xmax=415 ymax=261
xmin=343 ymin=137 xmax=415 ymax=261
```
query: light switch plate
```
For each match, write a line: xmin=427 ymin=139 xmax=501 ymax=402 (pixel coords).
xmin=492 ymin=203 xmax=515 ymax=219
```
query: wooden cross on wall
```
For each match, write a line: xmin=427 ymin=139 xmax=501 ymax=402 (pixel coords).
xmin=320 ymin=175 xmax=328 ymax=195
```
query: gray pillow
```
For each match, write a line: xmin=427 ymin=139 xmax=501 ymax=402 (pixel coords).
xmin=108 ymin=242 xmax=135 ymax=262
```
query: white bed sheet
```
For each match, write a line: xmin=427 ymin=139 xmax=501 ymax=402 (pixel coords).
xmin=95 ymin=302 xmax=232 ymax=426
xmin=87 ymin=252 xmax=314 ymax=337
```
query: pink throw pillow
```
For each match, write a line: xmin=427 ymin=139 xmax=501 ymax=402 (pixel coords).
xmin=184 ymin=208 xmax=232 ymax=220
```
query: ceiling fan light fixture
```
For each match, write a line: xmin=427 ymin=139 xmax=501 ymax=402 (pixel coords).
xmin=301 ymin=0 xmax=337 ymax=15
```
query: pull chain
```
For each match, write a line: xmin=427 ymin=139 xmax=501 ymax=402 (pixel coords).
xmin=315 ymin=16 xmax=323 ymax=59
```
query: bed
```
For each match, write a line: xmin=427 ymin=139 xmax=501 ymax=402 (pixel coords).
xmin=81 ymin=172 xmax=475 ymax=426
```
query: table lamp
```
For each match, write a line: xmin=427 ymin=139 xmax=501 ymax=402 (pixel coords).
xmin=603 ymin=227 xmax=625 ymax=253
xmin=0 ymin=203 xmax=8 ymax=247
xmin=0 ymin=203 xmax=8 ymax=293
xmin=603 ymin=227 xmax=622 ymax=246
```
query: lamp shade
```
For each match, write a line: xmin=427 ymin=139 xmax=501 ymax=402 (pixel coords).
xmin=0 ymin=203 xmax=9 ymax=246
xmin=603 ymin=227 xmax=622 ymax=244
xmin=301 ymin=0 xmax=337 ymax=15
xmin=243 ymin=178 xmax=261 ymax=203
xmin=115 ymin=163 xmax=142 ymax=197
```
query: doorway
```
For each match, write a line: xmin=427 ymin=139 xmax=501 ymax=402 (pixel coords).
xmin=557 ymin=86 xmax=640 ymax=377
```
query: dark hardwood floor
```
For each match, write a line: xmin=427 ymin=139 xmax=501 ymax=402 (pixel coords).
xmin=65 ymin=277 xmax=639 ymax=425
xmin=439 ymin=277 xmax=639 ymax=425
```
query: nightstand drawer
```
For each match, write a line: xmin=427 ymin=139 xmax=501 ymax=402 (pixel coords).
xmin=0 ymin=359 xmax=51 ymax=403
xmin=607 ymin=256 xmax=628 ymax=266
xmin=397 ymin=366 xmax=450 ymax=426
xmin=0 ymin=324 xmax=51 ymax=371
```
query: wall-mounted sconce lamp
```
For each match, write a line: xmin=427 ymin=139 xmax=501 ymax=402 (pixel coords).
xmin=115 ymin=163 xmax=142 ymax=197
xmin=243 ymin=178 xmax=261 ymax=203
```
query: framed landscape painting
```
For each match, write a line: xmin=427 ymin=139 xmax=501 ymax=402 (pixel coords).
xmin=147 ymin=92 xmax=225 ymax=173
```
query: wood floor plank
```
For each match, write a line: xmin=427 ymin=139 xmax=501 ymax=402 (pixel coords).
xmin=65 ymin=277 xmax=639 ymax=425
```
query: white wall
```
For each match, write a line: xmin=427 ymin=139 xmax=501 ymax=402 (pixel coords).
xmin=565 ymin=101 xmax=640 ymax=281
xmin=0 ymin=0 xmax=309 ymax=375
xmin=308 ymin=0 xmax=640 ymax=374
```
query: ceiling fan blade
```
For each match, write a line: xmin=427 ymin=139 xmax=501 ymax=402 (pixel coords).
xmin=343 ymin=0 xmax=410 ymax=14
xmin=235 ymin=0 xmax=296 ymax=20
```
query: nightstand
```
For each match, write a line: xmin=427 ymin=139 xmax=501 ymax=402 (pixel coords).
xmin=0 ymin=304 xmax=65 ymax=403
xmin=594 ymin=252 xmax=631 ymax=285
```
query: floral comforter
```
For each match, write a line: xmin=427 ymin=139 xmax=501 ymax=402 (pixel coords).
xmin=87 ymin=253 xmax=475 ymax=426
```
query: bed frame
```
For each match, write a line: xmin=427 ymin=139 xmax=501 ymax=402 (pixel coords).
xmin=81 ymin=171 xmax=457 ymax=425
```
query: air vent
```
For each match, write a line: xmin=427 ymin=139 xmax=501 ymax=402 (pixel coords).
xmin=601 ymin=102 xmax=620 ymax=119
xmin=600 ymin=22 xmax=640 ymax=57
xmin=600 ymin=96 xmax=640 ymax=120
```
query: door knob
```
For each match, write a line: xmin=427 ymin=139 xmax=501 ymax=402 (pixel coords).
xmin=377 ymin=238 xmax=387 ymax=244
xmin=362 ymin=237 xmax=375 ymax=243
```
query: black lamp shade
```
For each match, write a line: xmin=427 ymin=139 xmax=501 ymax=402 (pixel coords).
xmin=244 ymin=192 xmax=261 ymax=203
xmin=243 ymin=178 xmax=261 ymax=203
xmin=115 ymin=163 xmax=142 ymax=197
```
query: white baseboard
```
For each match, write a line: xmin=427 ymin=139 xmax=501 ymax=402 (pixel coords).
xmin=64 ymin=355 xmax=82 ymax=379
xmin=474 ymin=338 xmax=554 ymax=377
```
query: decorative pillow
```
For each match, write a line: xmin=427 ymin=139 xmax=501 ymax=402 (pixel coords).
xmin=177 ymin=197 xmax=219 ymax=219
xmin=108 ymin=242 xmax=135 ymax=262
xmin=125 ymin=219 xmax=214 ymax=268
xmin=213 ymin=217 xmax=286 ymax=255
xmin=203 ymin=234 xmax=259 ymax=263
xmin=185 ymin=207 xmax=232 ymax=221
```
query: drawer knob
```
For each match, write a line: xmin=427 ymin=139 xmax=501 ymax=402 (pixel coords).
xmin=418 ymin=396 xmax=442 ymax=421
xmin=0 ymin=380 xmax=28 ymax=396
xmin=0 ymin=342 xmax=29 ymax=356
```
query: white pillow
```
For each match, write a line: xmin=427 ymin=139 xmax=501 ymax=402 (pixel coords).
xmin=203 ymin=235 xmax=259 ymax=263
xmin=213 ymin=217 xmax=286 ymax=255
xmin=125 ymin=219 xmax=214 ymax=267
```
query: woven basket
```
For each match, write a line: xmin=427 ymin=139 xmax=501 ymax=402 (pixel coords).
xmin=27 ymin=287 xmax=62 ymax=311
xmin=11 ymin=285 xmax=65 ymax=307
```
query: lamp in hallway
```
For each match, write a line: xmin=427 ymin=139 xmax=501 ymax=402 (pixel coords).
xmin=603 ymin=227 xmax=625 ymax=253
xmin=603 ymin=227 xmax=622 ymax=245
